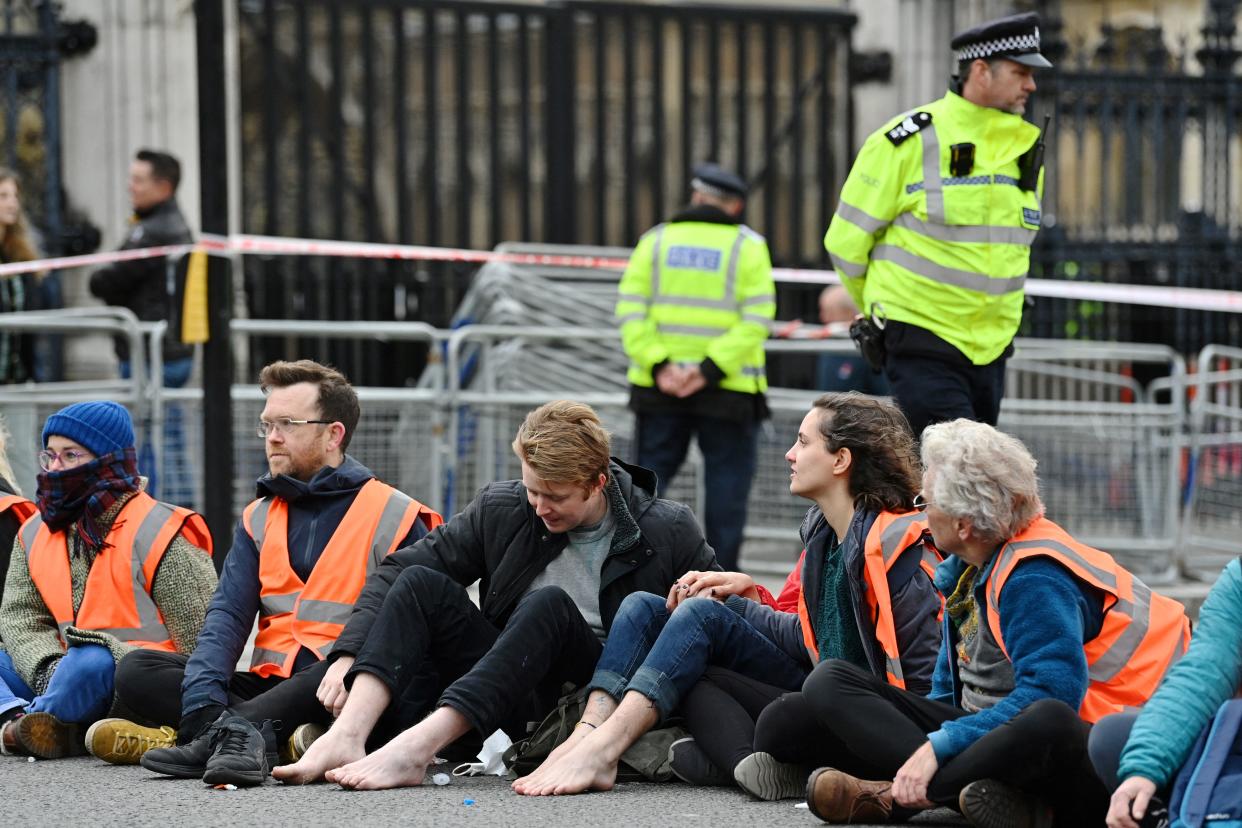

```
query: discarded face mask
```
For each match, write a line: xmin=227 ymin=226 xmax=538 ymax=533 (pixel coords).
xmin=452 ymin=729 xmax=512 ymax=777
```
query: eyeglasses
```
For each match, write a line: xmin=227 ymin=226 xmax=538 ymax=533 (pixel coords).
xmin=912 ymin=494 xmax=928 ymax=512
xmin=38 ymin=448 xmax=96 ymax=471
xmin=256 ymin=418 xmax=333 ymax=438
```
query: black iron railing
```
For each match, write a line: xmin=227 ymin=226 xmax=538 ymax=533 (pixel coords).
xmin=237 ymin=0 xmax=857 ymax=385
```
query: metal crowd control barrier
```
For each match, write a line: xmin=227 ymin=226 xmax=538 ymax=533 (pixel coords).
xmin=1179 ymin=345 xmax=1242 ymax=579
xmin=0 ymin=308 xmax=150 ymax=497
xmin=1002 ymin=342 xmax=1186 ymax=582
xmin=0 ymin=310 xmax=1200 ymax=580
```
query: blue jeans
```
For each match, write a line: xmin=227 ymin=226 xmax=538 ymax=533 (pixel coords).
xmin=636 ymin=413 xmax=759 ymax=571
xmin=0 ymin=645 xmax=115 ymax=724
xmin=587 ymin=592 xmax=810 ymax=723
xmin=121 ymin=357 xmax=194 ymax=506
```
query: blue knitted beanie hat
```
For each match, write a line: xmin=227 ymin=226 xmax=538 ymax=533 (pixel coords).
xmin=42 ymin=401 xmax=135 ymax=457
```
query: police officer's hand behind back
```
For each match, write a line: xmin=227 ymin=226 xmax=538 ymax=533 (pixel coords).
xmin=666 ymin=570 xmax=760 ymax=610
xmin=673 ymin=365 xmax=707 ymax=398
xmin=318 ymin=655 xmax=355 ymax=717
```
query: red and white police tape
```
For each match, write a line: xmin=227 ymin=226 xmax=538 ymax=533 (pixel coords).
xmin=1 ymin=232 xmax=1240 ymax=315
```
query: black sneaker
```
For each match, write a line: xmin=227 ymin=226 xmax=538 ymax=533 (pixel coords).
xmin=668 ymin=737 xmax=732 ymax=787
xmin=201 ymin=716 xmax=278 ymax=787
xmin=958 ymin=778 xmax=1054 ymax=828
xmin=141 ymin=711 xmax=228 ymax=778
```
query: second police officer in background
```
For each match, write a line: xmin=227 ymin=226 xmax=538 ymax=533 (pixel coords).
xmin=824 ymin=13 xmax=1052 ymax=439
xmin=615 ymin=164 xmax=776 ymax=571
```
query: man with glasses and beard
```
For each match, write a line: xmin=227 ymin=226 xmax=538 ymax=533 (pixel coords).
xmin=102 ymin=360 xmax=441 ymax=788
xmin=0 ymin=401 xmax=215 ymax=759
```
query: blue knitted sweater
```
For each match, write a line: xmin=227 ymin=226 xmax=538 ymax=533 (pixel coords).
xmin=926 ymin=552 xmax=1103 ymax=762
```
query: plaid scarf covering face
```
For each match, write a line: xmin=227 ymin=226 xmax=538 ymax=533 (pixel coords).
xmin=36 ymin=446 xmax=142 ymax=554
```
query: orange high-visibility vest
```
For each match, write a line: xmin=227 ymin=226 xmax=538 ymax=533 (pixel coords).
xmin=984 ymin=517 xmax=1191 ymax=723
xmin=797 ymin=511 xmax=941 ymax=688
xmin=21 ymin=491 xmax=213 ymax=651
xmin=0 ymin=494 xmax=36 ymax=527
xmin=245 ymin=479 xmax=443 ymax=678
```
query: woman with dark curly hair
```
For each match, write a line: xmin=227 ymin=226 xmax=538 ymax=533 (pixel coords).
xmin=513 ymin=392 xmax=942 ymax=798
xmin=0 ymin=168 xmax=40 ymax=384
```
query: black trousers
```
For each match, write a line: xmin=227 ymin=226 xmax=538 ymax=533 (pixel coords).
xmin=681 ymin=666 xmax=893 ymax=781
xmin=115 ymin=650 xmax=334 ymax=743
xmin=884 ymin=351 xmax=1006 ymax=439
xmin=347 ymin=565 xmax=604 ymax=743
xmin=790 ymin=660 xmax=1109 ymax=825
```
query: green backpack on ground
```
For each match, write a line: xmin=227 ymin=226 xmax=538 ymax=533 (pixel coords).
xmin=501 ymin=686 xmax=687 ymax=781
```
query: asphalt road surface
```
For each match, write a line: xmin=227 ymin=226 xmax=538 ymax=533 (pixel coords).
xmin=2 ymin=755 xmax=969 ymax=827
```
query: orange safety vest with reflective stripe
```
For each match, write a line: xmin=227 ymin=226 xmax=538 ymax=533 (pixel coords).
xmin=245 ymin=479 xmax=443 ymax=678
xmin=0 ymin=493 xmax=36 ymax=526
xmin=796 ymin=511 xmax=941 ymax=688
xmin=21 ymin=491 xmax=213 ymax=651
xmin=984 ymin=517 xmax=1190 ymax=723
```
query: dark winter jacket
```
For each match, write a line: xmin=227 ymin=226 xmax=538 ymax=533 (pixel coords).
xmin=88 ymin=198 xmax=193 ymax=363
xmin=332 ymin=458 xmax=718 ymax=657
xmin=179 ymin=457 xmax=432 ymax=716
xmin=725 ymin=506 xmax=942 ymax=695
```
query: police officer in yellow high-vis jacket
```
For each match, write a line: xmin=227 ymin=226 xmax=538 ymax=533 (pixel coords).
xmin=824 ymin=12 xmax=1052 ymax=439
xmin=615 ymin=164 xmax=775 ymax=570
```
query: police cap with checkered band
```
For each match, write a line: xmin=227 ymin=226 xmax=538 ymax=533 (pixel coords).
xmin=951 ymin=12 xmax=1053 ymax=69
xmin=691 ymin=163 xmax=748 ymax=200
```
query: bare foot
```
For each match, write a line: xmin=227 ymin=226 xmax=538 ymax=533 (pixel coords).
xmin=512 ymin=737 xmax=618 ymax=796
xmin=512 ymin=723 xmax=595 ymax=793
xmin=325 ymin=729 xmax=435 ymax=791
xmin=272 ymin=728 xmax=366 ymax=784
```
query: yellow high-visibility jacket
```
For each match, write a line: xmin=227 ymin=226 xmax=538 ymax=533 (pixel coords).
xmin=616 ymin=218 xmax=776 ymax=394
xmin=824 ymin=91 xmax=1044 ymax=365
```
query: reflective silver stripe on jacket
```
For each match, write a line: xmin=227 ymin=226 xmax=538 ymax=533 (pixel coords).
xmin=878 ymin=513 xmax=925 ymax=563
xmin=247 ymin=498 xmax=273 ymax=552
xmin=655 ymin=323 xmax=732 ymax=337
xmin=649 ymin=225 xmax=666 ymax=298
xmin=1085 ymin=579 xmax=1162 ymax=685
xmin=892 ymin=213 xmax=1038 ymax=246
xmin=829 ymin=253 xmax=867 ymax=279
xmin=260 ymin=592 xmax=299 ymax=617
xmin=118 ymin=500 xmax=181 ymax=642
xmin=739 ymin=366 xmax=766 ymax=378
xmin=295 ymin=598 xmax=354 ymax=627
xmin=18 ymin=513 xmax=42 ymax=553
xmin=886 ymin=654 xmax=905 ymax=684
xmin=369 ymin=488 xmax=416 ymax=574
xmin=920 ymin=124 xmax=944 ymax=224
xmin=721 ymin=231 xmax=746 ymax=305
xmin=835 ymin=201 xmax=891 ymax=235
xmin=872 ymin=245 xmax=1026 ymax=296
xmin=250 ymin=647 xmax=290 ymax=668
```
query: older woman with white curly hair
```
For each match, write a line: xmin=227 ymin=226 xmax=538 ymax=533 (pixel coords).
xmin=800 ymin=419 xmax=1190 ymax=828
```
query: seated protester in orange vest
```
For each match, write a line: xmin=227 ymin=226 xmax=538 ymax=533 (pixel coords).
xmin=801 ymin=419 xmax=1191 ymax=827
xmin=0 ymin=401 xmax=216 ymax=759
xmin=107 ymin=360 xmax=440 ymax=786
xmin=272 ymin=400 xmax=717 ymax=790
xmin=512 ymin=392 xmax=942 ymax=798
xmin=0 ymin=415 xmax=37 ymax=609
xmin=664 ymin=392 xmax=941 ymax=800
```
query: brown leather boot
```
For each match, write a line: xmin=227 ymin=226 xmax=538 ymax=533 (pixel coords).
xmin=806 ymin=767 xmax=895 ymax=824
xmin=0 ymin=715 xmax=26 ymax=756
xmin=14 ymin=711 xmax=84 ymax=759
